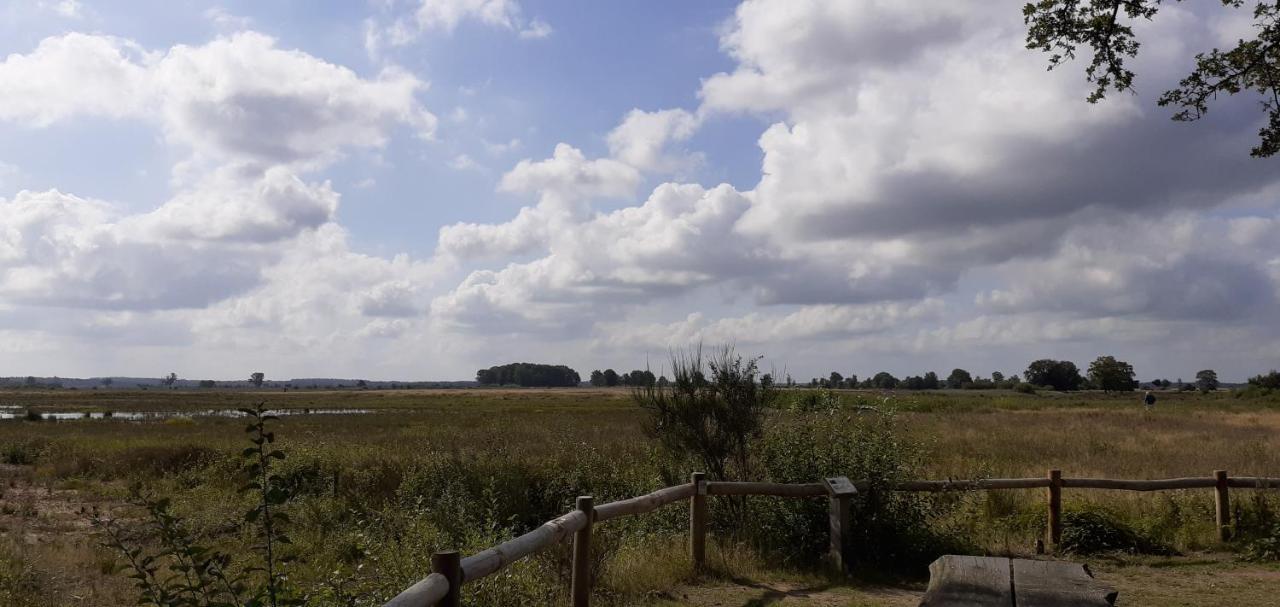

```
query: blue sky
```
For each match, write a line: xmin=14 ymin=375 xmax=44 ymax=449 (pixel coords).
xmin=1 ymin=0 xmax=1278 ymax=382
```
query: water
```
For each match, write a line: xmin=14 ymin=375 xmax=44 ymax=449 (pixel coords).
xmin=0 ymin=406 xmax=372 ymax=421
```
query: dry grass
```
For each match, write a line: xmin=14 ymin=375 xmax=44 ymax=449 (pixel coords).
xmin=1 ymin=387 xmax=1278 ymax=605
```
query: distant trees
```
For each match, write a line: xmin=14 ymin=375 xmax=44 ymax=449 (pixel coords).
xmin=603 ymin=369 xmax=620 ymax=387
xmin=101 ymin=377 xmax=113 ymax=387
xmin=829 ymin=371 xmax=844 ymax=388
xmin=621 ymin=370 xmax=657 ymax=387
xmin=1088 ymin=356 xmax=1137 ymax=392
xmin=198 ymin=380 xmax=216 ymax=388
xmin=922 ymin=371 xmax=940 ymax=389
xmin=1025 ymin=359 xmax=1084 ymax=391
xmin=946 ymin=368 xmax=972 ymax=389
xmin=249 ymin=372 xmax=265 ymax=388
xmin=162 ymin=373 xmax=178 ymax=388
xmin=870 ymin=371 xmax=899 ymax=389
xmin=1195 ymin=369 xmax=1220 ymax=394
xmin=589 ymin=370 xmax=606 ymax=387
xmin=1248 ymin=370 xmax=1280 ymax=389
xmin=475 ymin=363 xmax=581 ymax=387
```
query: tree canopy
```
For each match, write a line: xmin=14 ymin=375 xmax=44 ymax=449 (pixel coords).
xmin=475 ymin=363 xmax=581 ymax=387
xmin=1024 ymin=0 xmax=1280 ymax=157
xmin=1025 ymin=359 xmax=1084 ymax=391
xmin=1195 ymin=369 xmax=1220 ymax=393
xmin=1088 ymin=355 xmax=1138 ymax=392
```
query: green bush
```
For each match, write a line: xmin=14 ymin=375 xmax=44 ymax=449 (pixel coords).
xmin=1060 ymin=509 xmax=1176 ymax=556
xmin=745 ymin=410 xmax=968 ymax=571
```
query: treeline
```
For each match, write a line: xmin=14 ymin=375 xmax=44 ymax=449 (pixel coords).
xmin=802 ymin=356 xmax=1249 ymax=394
xmin=474 ymin=363 xmax=581 ymax=387
xmin=587 ymin=369 xmax=660 ymax=387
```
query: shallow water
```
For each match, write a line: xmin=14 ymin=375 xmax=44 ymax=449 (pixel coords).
xmin=0 ymin=406 xmax=372 ymax=421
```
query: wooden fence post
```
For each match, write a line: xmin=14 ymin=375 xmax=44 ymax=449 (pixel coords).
xmin=572 ymin=496 xmax=594 ymax=607
xmin=1047 ymin=469 xmax=1062 ymax=550
xmin=1215 ymin=470 xmax=1231 ymax=542
xmin=690 ymin=472 xmax=707 ymax=572
xmin=432 ymin=550 xmax=462 ymax=607
xmin=823 ymin=477 xmax=857 ymax=574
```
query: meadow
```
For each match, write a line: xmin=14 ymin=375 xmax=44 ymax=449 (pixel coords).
xmin=1 ymin=386 xmax=1279 ymax=606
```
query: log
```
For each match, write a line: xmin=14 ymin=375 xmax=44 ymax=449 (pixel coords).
xmin=1227 ymin=477 xmax=1280 ymax=488
xmin=461 ymin=510 xmax=588 ymax=582
xmin=1061 ymin=477 xmax=1216 ymax=491
xmin=594 ymin=483 xmax=694 ymax=522
xmin=381 ymin=572 xmax=450 ymax=607
xmin=1012 ymin=558 xmax=1116 ymax=606
xmin=919 ymin=555 xmax=1012 ymax=606
xmin=705 ymin=481 xmax=827 ymax=497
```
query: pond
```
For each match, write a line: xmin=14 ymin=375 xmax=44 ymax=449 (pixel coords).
xmin=0 ymin=406 xmax=373 ymax=421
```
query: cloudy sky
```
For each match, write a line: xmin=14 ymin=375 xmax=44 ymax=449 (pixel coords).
xmin=1 ymin=0 xmax=1277 ymax=382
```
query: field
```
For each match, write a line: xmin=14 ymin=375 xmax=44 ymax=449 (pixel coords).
xmin=1 ymin=387 xmax=1279 ymax=606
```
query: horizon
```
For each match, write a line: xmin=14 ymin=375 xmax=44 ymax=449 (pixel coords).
xmin=1 ymin=1 xmax=1278 ymax=383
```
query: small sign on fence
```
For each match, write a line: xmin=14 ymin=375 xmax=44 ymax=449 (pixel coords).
xmin=824 ymin=476 xmax=857 ymax=497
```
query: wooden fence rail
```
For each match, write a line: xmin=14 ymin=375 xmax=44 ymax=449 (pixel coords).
xmin=383 ymin=470 xmax=1280 ymax=607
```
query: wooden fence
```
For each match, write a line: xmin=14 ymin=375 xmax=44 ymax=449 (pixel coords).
xmin=383 ymin=470 xmax=1280 ymax=607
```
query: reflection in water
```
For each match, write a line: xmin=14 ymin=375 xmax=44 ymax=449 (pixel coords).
xmin=0 ymin=407 xmax=372 ymax=421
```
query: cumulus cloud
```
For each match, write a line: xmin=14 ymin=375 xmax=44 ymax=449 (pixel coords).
xmin=376 ymin=0 xmax=552 ymax=47
xmin=0 ymin=32 xmax=436 ymax=169
xmin=607 ymin=108 xmax=702 ymax=173
xmin=427 ymin=0 xmax=1280 ymax=378
xmin=0 ymin=31 xmax=438 ymax=315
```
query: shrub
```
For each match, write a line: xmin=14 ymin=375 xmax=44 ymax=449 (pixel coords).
xmin=634 ymin=346 xmax=774 ymax=482
xmin=1013 ymin=382 xmax=1036 ymax=394
xmin=746 ymin=410 xmax=968 ymax=571
xmin=1060 ymin=509 xmax=1176 ymax=556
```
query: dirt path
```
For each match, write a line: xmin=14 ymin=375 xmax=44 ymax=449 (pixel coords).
xmin=642 ymin=578 xmax=923 ymax=606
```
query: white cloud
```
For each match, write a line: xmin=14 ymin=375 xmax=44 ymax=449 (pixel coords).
xmin=203 ymin=7 xmax=252 ymax=30
xmin=0 ymin=32 xmax=437 ymax=169
xmin=498 ymin=143 xmax=640 ymax=209
xmin=448 ymin=154 xmax=482 ymax=171
xmin=40 ymin=0 xmax=82 ymax=19
xmin=519 ymin=18 xmax=553 ymax=40
xmin=607 ymin=108 xmax=702 ymax=173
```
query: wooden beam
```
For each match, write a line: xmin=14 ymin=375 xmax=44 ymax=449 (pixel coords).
xmin=1061 ymin=477 xmax=1216 ymax=491
xmin=919 ymin=555 xmax=1012 ymax=606
xmin=594 ymin=483 xmax=694 ymax=522
xmin=705 ymin=481 xmax=826 ymax=497
xmin=1012 ymin=558 xmax=1117 ymax=606
xmin=461 ymin=510 xmax=587 ymax=582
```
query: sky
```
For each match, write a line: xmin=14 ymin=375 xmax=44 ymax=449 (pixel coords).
xmin=0 ymin=0 xmax=1278 ymax=382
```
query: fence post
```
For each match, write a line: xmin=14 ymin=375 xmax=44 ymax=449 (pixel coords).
xmin=432 ymin=550 xmax=462 ymax=607
xmin=1047 ymin=469 xmax=1062 ymax=550
xmin=689 ymin=472 xmax=707 ymax=572
xmin=823 ymin=476 xmax=857 ymax=574
xmin=1215 ymin=470 xmax=1231 ymax=542
xmin=572 ymin=496 xmax=594 ymax=607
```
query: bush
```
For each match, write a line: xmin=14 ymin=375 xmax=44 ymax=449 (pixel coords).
xmin=634 ymin=346 xmax=774 ymax=481
xmin=1060 ymin=509 xmax=1176 ymax=556
xmin=746 ymin=410 xmax=968 ymax=571
xmin=1013 ymin=383 xmax=1036 ymax=394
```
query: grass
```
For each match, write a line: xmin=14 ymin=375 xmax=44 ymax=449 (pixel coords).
xmin=0 ymin=387 xmax=1278 ymax=605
